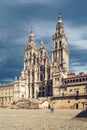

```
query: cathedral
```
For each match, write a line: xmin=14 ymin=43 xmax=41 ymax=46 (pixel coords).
xmin=0 ymin=15 xmax=86 ymax=109
xmin=13 ymin=15 xmax=69 ymax=101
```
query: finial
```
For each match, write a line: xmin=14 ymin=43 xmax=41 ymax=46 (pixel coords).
xmin=30 ymin=27 xmax=34 ymax=37
xmin=58 ymin=13 xmax=62 ymax=23
xmin=28 ymin=27 xmax=35 ymax=42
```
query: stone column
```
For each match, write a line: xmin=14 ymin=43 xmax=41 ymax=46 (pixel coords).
xmin=30 ymin=84 xmax=32 ymax=98
xmin=34 ymin=83 xmax=38 ymax=99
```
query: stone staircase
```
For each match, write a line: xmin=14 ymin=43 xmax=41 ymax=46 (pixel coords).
xmin=14 ymin=98 xmax=39 ymax=109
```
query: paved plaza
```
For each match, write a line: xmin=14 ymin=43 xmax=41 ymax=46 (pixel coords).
xmin=0 ymin=108 xmax=87 ymax=130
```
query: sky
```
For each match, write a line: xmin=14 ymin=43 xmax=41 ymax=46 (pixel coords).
xmin=0 ymin=0 xmax=87 ymax=84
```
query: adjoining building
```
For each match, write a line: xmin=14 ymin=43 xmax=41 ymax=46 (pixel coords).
xmin=0 ymin=15 xmax=87 ymax=109
xmin=0 ymin=83 xmax=14 ymax=107
xmin=51 ymin=72 xmax=87 ymax=109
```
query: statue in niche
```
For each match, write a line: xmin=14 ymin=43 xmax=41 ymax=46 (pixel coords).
xmin=63 ymin=59 xmax=67 ymax=69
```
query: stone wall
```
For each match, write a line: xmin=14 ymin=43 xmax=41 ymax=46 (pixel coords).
xmin=50 ymin=98 xmax=86 ymax=110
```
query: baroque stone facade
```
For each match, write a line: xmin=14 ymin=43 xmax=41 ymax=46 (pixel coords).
xmin=13 ymin=15 xmax=69 ymax=101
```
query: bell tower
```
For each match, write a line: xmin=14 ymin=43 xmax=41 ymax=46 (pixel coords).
xmin=52 ymin=15 xmax=69 ymax=96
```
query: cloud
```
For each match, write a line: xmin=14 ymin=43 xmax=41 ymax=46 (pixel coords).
xmin=65 ymin=23 xmax=87 ymax=50
xmin=17 ymin=0 xmax=53 ymax=4
xmin=0 ymin=56 xmax=6 ymax=68
xmin=1 ymin=78 xmax=14 ymax=84
xmin=69 ymin=49 xmax=87 ymax=73
xmin=28 ymin=20 xmax=55 ymax=38
xmin=70 ymin=63 xmax=87 ymax=74
xmin=0 ymin=50 xmax=7 ymax=68
xmin=70 ymin=40 xmax=87 ymax=50
xmin=1 ymin=0 xmax=54 ymax=6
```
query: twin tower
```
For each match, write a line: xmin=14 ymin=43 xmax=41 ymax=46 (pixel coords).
xmin=14 ymin=15 xmax=69 ymax=101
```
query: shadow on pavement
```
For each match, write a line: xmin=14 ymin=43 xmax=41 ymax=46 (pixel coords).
xmin=75 ymin=110 xmax=87 ymax=119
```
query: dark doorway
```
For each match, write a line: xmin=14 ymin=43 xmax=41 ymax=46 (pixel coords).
xmin=76 ymin=103 xmax=79 ymax=109
xmin=75 ymin=90 xmax=79 ymax=100
xmin=76 ymin=90 xmax=79 ymax=96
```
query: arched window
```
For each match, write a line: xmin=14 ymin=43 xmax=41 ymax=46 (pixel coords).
xmin=33 ymin=58 xmax=35 ymax=65
xmin=65 ymin=81 xmax=67 ymax=84
xmin=30 ymin=52 xmax=31 ymax=58
xmin=40 ymin=66 xmax=43 ymax=71
xmin=42 ymin=86 xmax=45 ymax=90
xmin=40 ymin=74 xmax=43 ymax=81
xmin=70 ymin=80 xmax=72 ymax=83
xmin=27 ymin=52 xmax=28 ymax=57
xmin=76 ymin=79 xmax=78 ymax=82
xmin=79 ymin=79 xmax=82 ymax=82
xmin=41 ymin=51 xmax=42 ymax=55
xmin=32 ymin=71 xmax=34 ymax=81
xmin=59 ymin=41 xmax=61 ymax=47
xmin=33 ymin=53 xmax=35 ymax=65
xmin=55 ymin=42 xmax=57 ymax=48
xmin=83 ymin=78 xmax=85 ymax=82
xmin=73 ymin=79 xmax=75 ymax=83
xmin=37 ymin=58 xmax=39 ymax=63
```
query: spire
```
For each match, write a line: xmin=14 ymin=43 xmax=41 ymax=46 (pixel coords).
xmin=28 ymin=29 xmax=36 ymax=48
xmin=56 ymin=13 xmax=64 ymax=35
xmin=56 ymin=13 xmax=63 ymax=29
xmin=29 ymin=30 xmax=35 ymax=42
